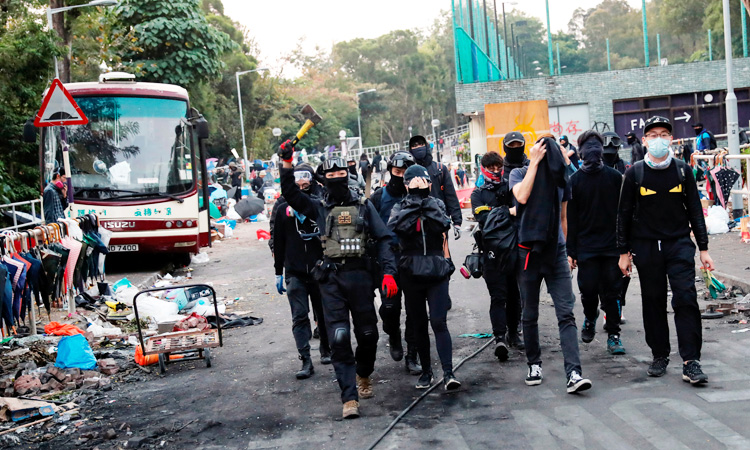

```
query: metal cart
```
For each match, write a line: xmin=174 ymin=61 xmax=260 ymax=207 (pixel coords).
xmin=133 ymin=284 xmax=224 ymax=375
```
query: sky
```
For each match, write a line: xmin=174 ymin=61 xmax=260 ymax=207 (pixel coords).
xmin=223 ymin=0 xmax=643 ymax=76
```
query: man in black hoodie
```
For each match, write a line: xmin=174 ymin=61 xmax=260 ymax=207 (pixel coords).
xmin=510 ymin=137 xmax=592 ymax=394
xmin=274 ymin=164 xmax=331 ymax=379
xmin=567 ymin=131 xmax=626 ymax=356
xmin=370 ymin=152 xmax=422 ymax=375
xmin=408 ymin=135 xmax=462 ymax=238
xmin=626 ymin=131 xmax=645 ymax=164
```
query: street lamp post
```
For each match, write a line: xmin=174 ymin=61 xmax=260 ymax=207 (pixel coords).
xmin=408 ymin=126 xmax=413 ymax=138
xmin=47 ymin=0 xmax=119 ymax=79
xmin=431 ymin=119 xmax=441 ymax=162
xmin=236 ymin=67 xmax=269 ymax=179
xmin=722 ymin=0 xmax=743 ymax=219
xmin=356 ymin=88 xmax=376 ymax=151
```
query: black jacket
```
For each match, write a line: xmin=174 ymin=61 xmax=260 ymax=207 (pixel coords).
xmin=630 ymin=141 xmax=645 ymax=164
xmin=388 ymin=195 xmax=450 ymax=256
xmin=416 ymin=153 xmax=462 ymax=226
xmin=616 ymin=160 xmax=709 ymax=252
xmin=273 ymin=198 xmax=323 ymax=277
xmin=251 ymin=176 xmax=264 ymax=193
xmin=280 ymin=167 xmax=397 ymax=276
xmin=470 ymin=179 xmax=512 ymax=251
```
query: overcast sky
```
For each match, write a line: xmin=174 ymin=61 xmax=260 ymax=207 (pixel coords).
xmin=223 ymin=0 xmax=643 ymax=75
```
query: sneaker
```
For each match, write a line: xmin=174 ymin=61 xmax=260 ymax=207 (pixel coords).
xmin=506 ymin=330 xmax=525 ymax=350
xmin=342 ymin=400 xmax=360 ymax=419
xmin=319 ymin=348 xmax=332 ymax=365
xmin=494 ymin=337 xmax=509 ymax=362
xmin=525 ymin=364 xmax=543 ymax=386
xmin=581 ymin=318 xmax=596 ymax=343
xmin=356 ymin=375 xmax=374 ymax=399
xmin=404 ymin=349 xmax=422 ymax=375
xmin=647 ymin=357 xmax=670 ymax=377
xmin=443 ymin=371 xmax=461 ymax=391
xmin=566 ymin=371 xmax=592 ymax=394
xmin=607 ymin=334 xmax=626 ymax=355
xmin=682 ymin=360 xmax=708 ymax=385
xmin=416 ymin=371 xmax=434 ymax=389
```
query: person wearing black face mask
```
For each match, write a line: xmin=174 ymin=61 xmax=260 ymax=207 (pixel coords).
xmin=602 ymin=132 xmax=626 ymax=174
xmin=388 ymin=164 xmax=460 ymax=391
xmin=471 ymin=151 xmax=524 ymax=360
xmin=279 ymin=141 xmax=399 ymax=419
xmin=568 ymin=131 xmax=627 ymax=355
xmin=370 ymin=152 xmax=422 ymax=375
xmin=626 ymin=131 xmax=645 ymax=164
xmin=408 ymin=136 xmax=463 ymax=240
xmin=501 ymin=132 xmax=529 ymax=183
xmin=347 ymin=159 xmax=365 ymax=193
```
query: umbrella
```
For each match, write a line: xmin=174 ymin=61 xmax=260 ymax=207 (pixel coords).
xmin=234 ymin=197 xmax=264 ymax=219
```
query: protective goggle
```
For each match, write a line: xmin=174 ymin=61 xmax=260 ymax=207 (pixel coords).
xmin=293 ymin=171 xmax=312 ymax=182
xmin=603 ymin=135 xmax=622 ymax=147
xmin=322 ymin=158 xmax=347 ymax=172
xmin=390 ymin=158 xmax=414 ymax=168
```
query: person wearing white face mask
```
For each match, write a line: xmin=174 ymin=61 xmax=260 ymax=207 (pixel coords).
xmin=616 ymin=116 xmax=715 ymax=385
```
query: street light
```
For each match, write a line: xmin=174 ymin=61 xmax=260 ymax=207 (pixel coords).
xmin=236 ymin=67 xmax=269 ymax=179
xmin=408 ymin=126 xmax=413 ymax=137
xmin=431 ymin=119 xmax=441 ymax=162
xmin=339 ymin=130 xmax=348 ymax=158
xmin=356 ymin=88 xmax=376 ymax=150
xmin=47 ymin=0 xmax=119 ymax=79
xmin=272 ymin=127 xmax=281 ymax=138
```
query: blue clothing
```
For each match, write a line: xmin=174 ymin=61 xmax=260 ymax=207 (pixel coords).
xmin=0 ymin=265 xmax=11 ymax=329
xmin=696 ymin=130 xmax=711 ymax=151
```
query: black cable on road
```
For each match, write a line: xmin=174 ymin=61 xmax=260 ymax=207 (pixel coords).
xmin=365 ymin=337 xmax=495 ymax=450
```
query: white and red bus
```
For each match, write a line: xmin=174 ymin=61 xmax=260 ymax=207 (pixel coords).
xmin=30 ymin=73 xmax=211 ymax=256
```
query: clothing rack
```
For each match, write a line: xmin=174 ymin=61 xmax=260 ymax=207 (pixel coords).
xmin=0 ymin=214 xmax=101 ymax=337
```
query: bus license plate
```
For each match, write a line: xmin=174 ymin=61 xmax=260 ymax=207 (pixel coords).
xmin=108 ymin=244 xmax=139 ymax=252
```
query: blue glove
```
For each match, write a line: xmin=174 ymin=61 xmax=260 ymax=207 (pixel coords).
xmin=276 ymin=275 xmax=286 ymax=294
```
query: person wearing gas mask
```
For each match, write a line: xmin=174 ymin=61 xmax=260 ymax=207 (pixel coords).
xmin=567 ymin=132 xmax=626 ymax=355
xmin=43 ymin=167 xmax=68 ymax=224
xmin=278 ymin=141 xmax=398 ymax=419
xmin=471 ymin=151 xmax=524 ymax=362
xmin=408 ymin=136 xmax=462 ymax=239
xmin=602 ymin=132 xmax=626 ymax=174
xmin=388 ymin=165 xmax=461 ymax=391
xmin=617 ymin=116 xmax=715 ymax=385
xmin=370 ymin=152 xmax=422 ymax=375
xmin=273 ymin=164 xmax=331 ymax=379
xmin=626 ymin=131 xmax=645 ymax=164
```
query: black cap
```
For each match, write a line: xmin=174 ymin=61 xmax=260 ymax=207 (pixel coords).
xmin=692 ymin=122 xmax=704 ymax=129
xmin=625 ymin=131 xmax=636 ymax=138
xmin=503 ymin=131 xmax=525 ymax=145
xmin=403 ymin=164 xmax=430 ymax=184
xmin=409 ymin=135 xmax=428 ymax=149
xmin=643 ymin=116 xmax=672 ymax=134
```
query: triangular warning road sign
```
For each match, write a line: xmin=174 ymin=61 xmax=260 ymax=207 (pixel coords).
xmin=34 ymin=78 xmax=88 ymax=127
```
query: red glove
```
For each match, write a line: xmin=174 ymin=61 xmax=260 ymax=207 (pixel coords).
xmin=382 ymin=274 xmax=398 ymax=298
xmin=278 ymin=139 xmax=295 ymax=162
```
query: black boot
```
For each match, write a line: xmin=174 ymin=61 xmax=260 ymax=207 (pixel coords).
xmin=389 ymin=333 xmax=404 ymax=362
xmin=320 ymin=347 xmax=332 ymax=365
xmin=296 ymin=355 xmax=314 ymax=379
xmin=404 ymin=348 xmax=422 ymax=375
xmin=506 ymin=330 xmax=525 ymax=350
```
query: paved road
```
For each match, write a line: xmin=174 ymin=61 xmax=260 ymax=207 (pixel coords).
xmin=52 ymin=218 xmax=750 ymax=450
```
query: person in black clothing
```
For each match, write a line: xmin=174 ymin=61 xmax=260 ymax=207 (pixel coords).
xmin=274 ymin=164 xmax=331 ymax=379
xmin=602 ymin=132 xmax=626 ymax=174
xmin=408 ymin=135 xmax=462 ymax=239
xmin=626 ymin=131 xmax=645 ymax=164
xmin=229 ymin=162 xmax=243 ymax=201
xmin=279 ymin=141 xmax=398 ymax=419
xmin=471 ymin=151 xmax=523 ymax=363
xmin=251 ymin=171 xmax=264 ymax=195
xmin=388 ymin=164 xmax=461 ymax=391
xmin=617 ymin=116 xmax=715 ymax=384
xmin=560 ymin=135 xmax=580 ymax=169
xmin=567 ymin=131 xmax=626 ymax=355
xmin=370 ymin=152 xmax=422 ymax=375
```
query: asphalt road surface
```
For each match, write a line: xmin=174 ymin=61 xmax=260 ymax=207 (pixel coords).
xmin=36 ymin=219 xmax=750 ymax=450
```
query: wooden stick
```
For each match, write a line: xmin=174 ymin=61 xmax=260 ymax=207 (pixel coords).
xmin=0 ymin=409 xmax=78 ymax=436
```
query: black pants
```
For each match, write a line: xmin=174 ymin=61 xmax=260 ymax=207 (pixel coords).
xmin=632 ymin=237 xmax=702 ymax=361
xmin=378 ymin=273 xmax=416 ymax=351
xmin=286 ymin=275 xmax=330 ymax=357
xmin=482 ymin=258 xmax=521 ymax=338
xmin=232 ymin=184 xmax=242 ymax=201
xmin=577 ymin=256 xmax=622 ymax=335
xmin=319 ymin=269 xmax=379 ymax=403
xmin=403 ymin=277 xmax=453 ymax=374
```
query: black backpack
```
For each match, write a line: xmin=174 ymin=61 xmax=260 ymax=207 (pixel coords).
xmin=480 ymin=205 xmax=518 ymax=272
xmin=705 ymin=130 xmax=718 ymax=150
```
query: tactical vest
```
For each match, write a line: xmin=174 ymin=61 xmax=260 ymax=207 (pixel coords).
xmin=322 ymin=197 xmax=368 ymax=258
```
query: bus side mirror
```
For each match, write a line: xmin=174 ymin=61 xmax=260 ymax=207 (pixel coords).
xmin=195 ymin=117 xmax=209 ymax=140
xmin=23 ymin=119 xmax=36 ymax=143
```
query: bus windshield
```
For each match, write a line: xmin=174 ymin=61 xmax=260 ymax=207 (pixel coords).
xmin=44 ymin=96 xmax=194 ymax=201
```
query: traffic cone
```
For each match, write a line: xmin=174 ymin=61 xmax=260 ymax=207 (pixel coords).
xmin=135 ymin=345 xmax=184 ymax=366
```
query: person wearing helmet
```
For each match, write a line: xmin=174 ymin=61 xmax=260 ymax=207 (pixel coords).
xmin=273 ymin=164 xmax=331 ymax=379
xmin=408 ymin=135 xmax=462 ymax=239
xmin=278 ymin=140 xmax=398 ymax=419
xmin=388 ymin=164 xmax=461 ymax=391
xmin=370 ymin=151 xmax=422 ymax=375
xmin=617 ymin=116 xmax=714 ymax=385
xmin=602 ymin=132 xmax=626 ymax=174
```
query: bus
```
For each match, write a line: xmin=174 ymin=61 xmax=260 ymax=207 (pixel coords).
xmin=27 ymin=72 xmax=211 ymax=257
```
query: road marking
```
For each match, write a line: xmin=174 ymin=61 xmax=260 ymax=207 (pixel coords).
xmin=697 ymin=389 xmax=750 ymax=403
xmin=611 ymin=397 xmax=750 ymax=449
xmin=514 ymin=405 xmax=635 ymax=449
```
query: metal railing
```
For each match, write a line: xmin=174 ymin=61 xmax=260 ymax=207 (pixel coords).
xmin=692 ymin=153 xmax=750 ymax=214
xmin=0 ymin=198 xmax=43 ymax=232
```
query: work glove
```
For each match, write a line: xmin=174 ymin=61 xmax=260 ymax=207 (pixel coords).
xmin=381 ymin=274 xmax=398 ymax=298
xmin=278 ymin=139 xmax=295 ymax=162
xmin=453 ymin=225 xmax=462 ymax=240
xmin=275 ymin=275 xmax=286 ymax=295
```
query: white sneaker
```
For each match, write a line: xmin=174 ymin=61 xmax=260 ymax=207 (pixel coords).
xmin=566 ymin=370 xmax=592 ymax=394
xmin=525 ymin=364 xmax=542 ymax=386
